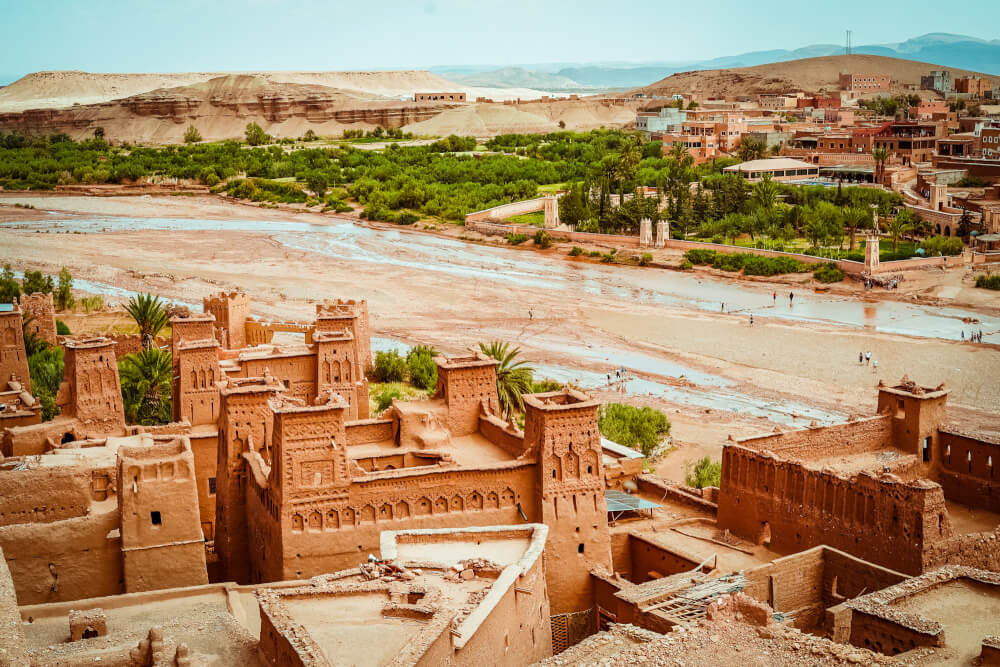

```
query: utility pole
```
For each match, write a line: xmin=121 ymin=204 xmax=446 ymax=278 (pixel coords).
xmin=846 ymin=30 xmax=852 ymax=56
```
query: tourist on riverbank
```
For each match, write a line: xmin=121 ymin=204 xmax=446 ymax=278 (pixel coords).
xmin=865 ymin=351 xmax=871 ymax=365
xmin=859 ymin=352 xmax=863 ymax=365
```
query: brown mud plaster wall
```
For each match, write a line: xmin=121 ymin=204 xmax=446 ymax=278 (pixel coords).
xmin=718 ymin=445 xmax=950 ymax=575
xmin=737 ymin=416 xmax=893 ymax=461
xmin=937 ymin=431 xmax=1000 ymax=512
xmin=0 ymin=548 xmax=29 ymax=666
xmin=849 ymin=610 xmax=942 ymax=656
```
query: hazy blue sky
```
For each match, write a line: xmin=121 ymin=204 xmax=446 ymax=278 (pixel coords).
xmin=2 ymin=0 xmax=998 ymax=82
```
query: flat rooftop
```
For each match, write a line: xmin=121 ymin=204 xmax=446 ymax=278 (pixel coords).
xmin=348 ymin=432 xmax=516 ymax=468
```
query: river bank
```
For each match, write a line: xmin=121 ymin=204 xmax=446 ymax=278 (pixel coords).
xmin=2 ymin=193 xmax=997 ymax=480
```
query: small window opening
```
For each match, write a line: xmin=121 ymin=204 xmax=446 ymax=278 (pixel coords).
xmin=578 ymin=543 xmax=584 ymax=554
xmin=208 ymin=477 xmax=217 ymax=495
xmin=150 ymin=511 xmax=162 ymax=526
xmin=82 ymin=626 xmax=98 ymax=639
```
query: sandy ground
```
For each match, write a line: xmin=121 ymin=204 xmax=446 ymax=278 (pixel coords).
xmin=2 ymin=194 xmax=997 ymax=482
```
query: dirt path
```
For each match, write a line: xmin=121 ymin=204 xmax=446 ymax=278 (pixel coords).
xmin=2 ymin=194 xmax=997 ymax=480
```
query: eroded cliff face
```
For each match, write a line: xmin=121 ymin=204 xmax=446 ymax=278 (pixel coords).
xmin=0 ymin=75 xmax=456 ymax=142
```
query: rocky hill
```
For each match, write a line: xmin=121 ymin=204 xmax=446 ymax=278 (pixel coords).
xmin=634 ymin=54 xmax=995 ymax=99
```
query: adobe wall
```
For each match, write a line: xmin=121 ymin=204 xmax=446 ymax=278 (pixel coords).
xmin=718 ymin=445 xmax=950 ymax=575
xmin=0 ymin=511 xmax=121 ymax=604
xmin=19 ymin=292 xmax=57 ymax=345
xmin=0 ymin=548 xmax=29 ymax=666
xmin=189 ymin=430 xmax=219 ymax=540
xmin=0 ymin=308 xmax=31 ymax=393
xmin=434 ymin=356 xmax=500 ymax=437
xmin=278 ymin=464 xmax=539 ymax=581
xmin=101 ymin=333 xmax=169 ymax=358
xmin=465 ymin=197 xmax=547 ymax=223
xmin=937 ymin=430 xmax=1000 ymax=512
xmin=58 ymin=339 xmax=125 ymax=435
xmin=627 ymin=534 xmax=701 ymax=583
xmin=344 ymin=418 xmax=394 ymax=445
xmin=1 ymin=418 xmax=82 ymax=457
xmin=239 ymin=353 xmax=316 ymax=402
xmin=0 ymin=464 xmax=98 ymax=527
xmin=478 ymin=414 xmax=528 ymax=457
xmin=635 ymin=475 xmax=718 ymax=516
xmin=737 ymin=416 xmax=893 ymax=461
xmin=117 ymin=438 xmax=208 ymax=593
xmin=849 ymin=611 xmax=943 ymax=655
xmin=925 ymin=528 xmax=1000 ymax=572
xmin=526 ymin=391 xmax=613 ymax=615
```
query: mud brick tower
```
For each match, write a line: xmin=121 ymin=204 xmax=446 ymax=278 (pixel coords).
xmin=524 ymin=389 xmax=612 ymax=615
xmin=57 ymin=338 xmax=125 ymax=435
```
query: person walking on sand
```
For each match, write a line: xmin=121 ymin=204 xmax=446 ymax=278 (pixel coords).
xmin=962 ymin=331 xmax=965 ymax=341
xmin=859 ymin=352 xmax=864 ymax=365
xmin=789 ymin=291 xmax=794 ymax=304
xmin=773 ymin=291 xmax=777 ymax=304
xmin=749 ymin=314 xmax=754 ymax=327
xmin=721 ymin=302 xmax=725 ymax=312
xmin=529 ymin=309 xmax=533 ymax=320
xmin=865 ymin=351 xmax=871 ymax=366
xmin=873 ymin=359 xmax=879 ymax=373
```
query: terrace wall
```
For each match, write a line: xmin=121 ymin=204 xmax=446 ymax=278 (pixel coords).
xmin=936 ymin=430 xmax=1000 ymax=513
xmin=737 ymin=416 xmax=893 ymax=461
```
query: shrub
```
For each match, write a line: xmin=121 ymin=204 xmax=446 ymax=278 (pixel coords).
xmin=55 ymin=267 xmax=74 ymax=310
xmin=183 ymin=125 xmax=202 ymax=144
xmin=245 ymin=122 xmax=269 ymax=146
xmin=302 ymin=129 xmax=318 ymax=142
xmin=712 ymin=253 xmax=746 ymax=272
xmin=529 ymin=377 xmax=563 ymax=393
xmin=588 ymin=250 xmax=603 ymax=257
xmin=919 ymin=236 xmax=963 ymax=257
xmin=679 ymin=259 xmax=693 ymax=270
xmin=79 ymin=295 xmax=103 ymax=313
xmin=684 ymin=248 xmax=717 ymax=265
xmin=371 ymin=384 xmax=405 ymax=413
xmin=56 ymin=319 xmax=71 ymax=335
xmin=569 ymin=246 xmax=583 ymax=256
xmin=533 ymin=229 xmax=552 ymax=249
xmin=741 ymin=255 xmax=807 ymax=276
xmin=507 ymin=233 xmax=528 ymax=245
xmin=373 ymin=350 xmax=406 ymax=382
xmin=976 ymin=275 xmax=1000 ymax=290
xmin=406 ymin=345 xmax=439 ymax=391
xmin=397 ymin=212 xmax=419 ymax=225
xmin=27 ymin=343 xmax=64 ymax=421
xmin=639 ymin=252 xmax=653 ymax=266
xmin=598 ymin=403 xmax=670 ymax=457
xmin=684 ymin=456 xmax=722 ymax=489
xmin=813 ymin=262 xmax=844 ymax=283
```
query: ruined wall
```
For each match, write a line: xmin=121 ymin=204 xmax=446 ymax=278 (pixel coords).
xmin=101 ymin=333 xmax=169 ymax=357
xmin=240 ymin=354 xmax=316 ymax=403
xmin=849 ymin=611 xmax=943 ymax=655
xmin=19 ymin=292 xmax=57 ymax=345
xmin=635 ymin=475 xmax=717 ymax=515
xmin=925 ymin=528 xmax=1000 ymax=571
xmin=718 ymin=445 xmax=951 ymax=575
xmin=117 ymin=438 xmax=208 ymax=593
xmin=937 ymin=430 xmax=1000 ymax=512
xmin=737 ymin=416 xmax=894 ymax=461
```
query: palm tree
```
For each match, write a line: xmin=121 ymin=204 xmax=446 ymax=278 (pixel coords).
xmin=872 ymin=147 xmax=889 ymax=185
xmin=752 ymin=174 xmax=779 ymax=210
xmin=886 ymin=210 xmax=916 ymax=253
xmin=736 ymin=136 xmax=766 ymax=162
xmin=119 ymin=348 xmax=172 ymax=425
xmin=842 ymin=206 xmax=871 ymax=251
xmin=125 ymin=293 xmax=169 ymax=351
xmin=478 ymin=341 xmax=534 ymax=418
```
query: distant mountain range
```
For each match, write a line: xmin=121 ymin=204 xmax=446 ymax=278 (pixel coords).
xmin=436 ymin=33 xmax=1000 ymax=91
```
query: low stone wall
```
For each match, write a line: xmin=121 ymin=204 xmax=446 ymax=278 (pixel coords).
xmin=465 ymin=197 xmax=547 ymax=223
xmin=466 ymin=218 xmax=952 ymax=275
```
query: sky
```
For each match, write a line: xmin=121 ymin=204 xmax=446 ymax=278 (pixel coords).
xmin=1 ymin=0 xmax=999 ymax=83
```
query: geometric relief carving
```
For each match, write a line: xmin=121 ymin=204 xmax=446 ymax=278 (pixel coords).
xmin=291 ymin=514 xmax=304 ymax=532
xmin=434 ymin=497 xmax=448 ymax=513
xmin=300 ymin=460 xmax=334 ymax=487
xmin=450 ymin=495 xmax=464 ymax=511
xmin=326 ymin=510 xmax=339 ymax=530
xmin=341 ymin=507 xmax=355 ymax=527
xmin=395 ymin=500 xmax=410 ymax=518
xmin=469 ymin=492 xmax=483 ymax=510
xmin=379 ymin=503 xmax=393 ymax=520
xmin=308 ymin=511 xmax=322 ymax=531
xmin=359 ymin=505 xmax=375 ymax=523
xmin=501 ymin=488 xmax=515 ymax=506
xmin=486 ymin=492 xmax=500 ymax=509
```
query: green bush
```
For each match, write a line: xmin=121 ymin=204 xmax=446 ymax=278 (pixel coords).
xmin=639 ymin=252 xmax=653 ymax=266
xmin=598 ymin=403 xmax=670 ymax=457
xmin=373 ymin=350 xmax=406 ymax=382
xmin=372 ymin=384 xmax=405 ymax=412
xmin=679 ymin=259 xmax=693 ymax=270
xmin=533 ymin=229 xmax=552 ymax=249
xmin=919 ymin=236 xmax=963 ymax=257
xmin=684 ymin=456 xmax=722 ymax=489
xmin=976 ymin=275 xmax=1000 ymax=290
xmin=56 ymin=319 xmax=71 ymax=335
xmin=529 ymin=377 xmax=563 ymax=393
xmin=397 ymin=212 xmax=419 ymax=225
xmin=27 ymin=343 xmax=64 ymax=421
xmin=588 ymin=250 xmax=603 ymax=257
xmin=741 ymin=255 xmax=808 ymax=276
xmin=813 ymin=262 xmax=845 ymax=283
xmin=406 ymin=345 xmax=438 ymax=391
xmin=684 ymin=248 xmax=718 ymax=265
xmin=507 ymin=233 xmax=528 ymax=245
xmin=569 ymin=246 xmax=583 ymax=256
xmin=712 ymin=253 xmax=746 ymax=272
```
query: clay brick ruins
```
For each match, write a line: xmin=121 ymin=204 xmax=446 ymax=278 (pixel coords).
xmin=0 ymin=292 xmax=998 ymax=665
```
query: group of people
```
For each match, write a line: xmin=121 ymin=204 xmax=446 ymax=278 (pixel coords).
xmin=858 ymin=351 xmax=879 ymax=371
xmin=863 ymin=274 xmax=904 ymax=290
xmin=962 ymin=330 xmax=985 ymax=343
xmin=606 ymin=366 xmax=630 ymax=391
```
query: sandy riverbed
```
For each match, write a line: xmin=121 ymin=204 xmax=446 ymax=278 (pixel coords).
xmin=2 ymin=194 xmax=997 ymax=480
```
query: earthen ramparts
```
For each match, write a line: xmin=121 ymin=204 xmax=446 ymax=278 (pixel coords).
xmin=737 ymin=416 xmax=894 ymax=461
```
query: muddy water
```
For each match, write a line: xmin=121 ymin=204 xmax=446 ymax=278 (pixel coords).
xmin=6 ymin=214 xmax=997 ymax=343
